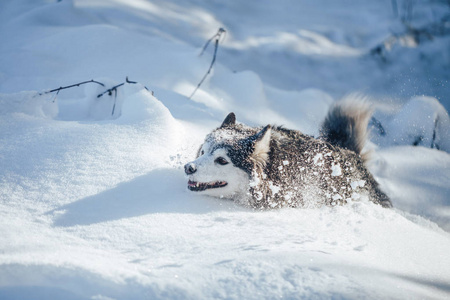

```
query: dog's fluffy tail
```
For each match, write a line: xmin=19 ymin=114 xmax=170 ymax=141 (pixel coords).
xmin=320 ymin=95 xmax=373 ymax=157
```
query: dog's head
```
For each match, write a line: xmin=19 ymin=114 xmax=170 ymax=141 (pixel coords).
xmin=184 ymin=113 xmax=272 ymax=198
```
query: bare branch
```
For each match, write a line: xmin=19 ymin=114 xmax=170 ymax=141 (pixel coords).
xmin=97 ymin=82 xmax=125 ymax=98
xmin=38 ymin=79 xmax=105 ymax=96
xmin=189 ymin=28 xmax=226 ymax=99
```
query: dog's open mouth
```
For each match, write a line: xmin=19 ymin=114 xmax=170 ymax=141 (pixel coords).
xmin=188 ymin=180 xmax=228 ymax=191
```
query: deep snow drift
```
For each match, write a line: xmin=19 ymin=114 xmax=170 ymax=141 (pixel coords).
xmin=1 ymin=0 xmax=450 ymax=299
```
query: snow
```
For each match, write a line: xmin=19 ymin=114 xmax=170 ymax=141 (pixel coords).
xmin=330 ymin=163 xmax=342 ymax=177
xmin=313 ymin=153 xmax=324 ymax=166
xmin=372 ymin=96 xmax=450 ymax=152
xmin=351 ymin=180 xmax=366 ymax=191
xmin=1 ymin=0 xmax=450 ymax=299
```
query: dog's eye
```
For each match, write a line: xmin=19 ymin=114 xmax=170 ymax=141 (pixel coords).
xmin=201 ymin=150 xmax=205 ymax=156
xmin=215 ymin=157 xmax=228 ymax=165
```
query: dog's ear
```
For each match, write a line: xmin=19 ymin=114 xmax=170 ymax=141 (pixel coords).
xmin=220 ymin=112 xmax=236 ymax=128
xmin=250 ymin=125 xmax=272 ymax=165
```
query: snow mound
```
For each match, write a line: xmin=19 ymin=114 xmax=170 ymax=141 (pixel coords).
xmin=389 ymin=96 xmax=450 ymax=151
xmin=373 ymin=96 xmax=450 ymax=152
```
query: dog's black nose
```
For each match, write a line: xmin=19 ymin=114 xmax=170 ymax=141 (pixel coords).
xmin=184 ymin=163 xmax=197 ymax=175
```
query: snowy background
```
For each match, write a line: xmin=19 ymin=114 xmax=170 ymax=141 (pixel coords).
xmin=1 ymin=0 xmax=450 ymax=299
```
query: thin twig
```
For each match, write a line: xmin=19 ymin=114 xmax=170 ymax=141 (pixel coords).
xmin=97 ymin=77 xmax=149 ymax=115
xmin=38 ymin=77 xmax=154 ymax=116
xmin=189 ymin=28 xmax=226 ymax=99
xmin=111 ymin=88 xmax=118 ymax=116
xmin=199 ymin=28 xmax=226 ymax=56
xmin=126 ymin=76 xmax=150 ymax=91
xmin=38 ymin=79 xmax=105 ymax=96
xmin=97 ymin=82 xmax=125 ymax=98
xmin=126 ymin=76 xmax=137 ymax=84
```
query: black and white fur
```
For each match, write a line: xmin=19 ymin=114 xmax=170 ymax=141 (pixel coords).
xmin=184 ymin=96 xmax=392 ymax=209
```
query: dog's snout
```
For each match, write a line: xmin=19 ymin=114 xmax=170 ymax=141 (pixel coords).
xmin=184 ymin=163 xmax=197 ymax=175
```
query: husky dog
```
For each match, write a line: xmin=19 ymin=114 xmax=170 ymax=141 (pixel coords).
xmin=184 ymin=96 xmax=392 ymax=209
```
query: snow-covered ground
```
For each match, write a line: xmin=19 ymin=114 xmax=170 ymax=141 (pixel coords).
xmin=1 ymin=0 xmax=450 ymax=299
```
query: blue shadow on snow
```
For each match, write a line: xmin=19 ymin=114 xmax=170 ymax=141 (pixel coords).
xmin=48 ymin=168 xmax=238 ymax=227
